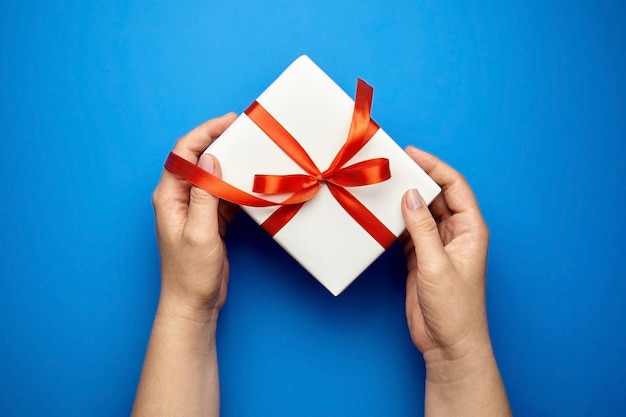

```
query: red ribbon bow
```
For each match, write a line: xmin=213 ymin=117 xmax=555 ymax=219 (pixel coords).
xmin=164 ymin=79 xmax=396 ymax=248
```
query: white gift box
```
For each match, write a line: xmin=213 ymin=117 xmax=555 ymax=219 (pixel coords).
xmin=205 ymin=56 xmax=440 ymax=296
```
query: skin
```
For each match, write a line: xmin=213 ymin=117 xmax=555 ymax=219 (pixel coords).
xmin=401 ymin=146 xmax=512 ymax=417
xmin=132 ymin=113 xmax=237 ymax=417
xmin=131 ymin=115 xmax=512 ymax=417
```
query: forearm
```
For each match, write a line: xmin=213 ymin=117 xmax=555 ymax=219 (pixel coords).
xmin=132 ymin=301 xmax=221 ymax=417
xmin=424 ymin=339 xmax=512 ymax=417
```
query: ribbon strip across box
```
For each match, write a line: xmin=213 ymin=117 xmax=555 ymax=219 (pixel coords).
xmin=166 ymin=55 xmax=441 ymax=296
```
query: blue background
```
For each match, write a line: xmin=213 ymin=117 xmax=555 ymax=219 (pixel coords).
xmin=1 ymin=1 xmax=625 ymax=416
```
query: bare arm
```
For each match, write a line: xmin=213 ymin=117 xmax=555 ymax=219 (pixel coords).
xmin=401 ymin=146 xmax=512 ymax=417
xmin=132 ymin=113 xmax=238 ymax=417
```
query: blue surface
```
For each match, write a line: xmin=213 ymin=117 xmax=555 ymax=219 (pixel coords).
xmin=1 ymin=1 xmax=625 ymax=416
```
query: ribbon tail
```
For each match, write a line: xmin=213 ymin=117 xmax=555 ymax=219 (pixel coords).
xmin=327 ymin=79 xmax=381 ymax=170
xmin=327 ymin=184 xmax=396 ymax=249
xmin=164 ymin=152 xmax=279 ymax=207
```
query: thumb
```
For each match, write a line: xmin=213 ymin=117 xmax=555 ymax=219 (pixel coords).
xmin=401 ymin=188 xmax=448 ymax=268
xmin=186 ymin=154 xmax=222 ymax=235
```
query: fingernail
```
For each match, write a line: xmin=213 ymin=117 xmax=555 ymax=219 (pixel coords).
xmin=406 ymin=188 xmax=423 ymax=210
xmin=221 ymin=111 xmax=237 ymax=121
xmin=198 ymin=154 xmax=214 ymax=174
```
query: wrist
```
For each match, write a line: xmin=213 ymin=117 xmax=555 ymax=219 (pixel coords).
xmin=422 ymin=333 xmax=512 ymax=417
xmin=156 ymin=289 xmax=221 ymax=326
xmin=423 ymin=331 xmax=495 ymax=385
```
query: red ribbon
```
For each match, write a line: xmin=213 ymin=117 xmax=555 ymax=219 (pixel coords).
xmin=164 ymin=79 xmax=396 ymax=248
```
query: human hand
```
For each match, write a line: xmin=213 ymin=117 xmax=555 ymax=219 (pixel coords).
xmin=401 ymin=146 xmax=492 ymax=366
xmin=152 ymin=113 xmax=238 ymax=321
xmin=132 ymin=114 xmax=238 ymax=416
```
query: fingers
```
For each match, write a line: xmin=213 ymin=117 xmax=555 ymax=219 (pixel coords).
xmin=186 ymin=154 xmax=223 ymax=239
xmin=178 ymin=114 xmax=237 ymax=237
xmin=405 ymin=146 xmax=482 ymax=219
xmin=401 ymin=188 xmax=448 ymax=271
xmin=156 ymin=113 xmax=237 ymax=200
xmin=172 ymin=113 xmax=238 ymax=164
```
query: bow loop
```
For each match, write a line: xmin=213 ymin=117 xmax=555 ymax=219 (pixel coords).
xmin=253 ymin=174 xmax=319 ymax=194
xmin=324 ymin=158 xmax=390 ymax=188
